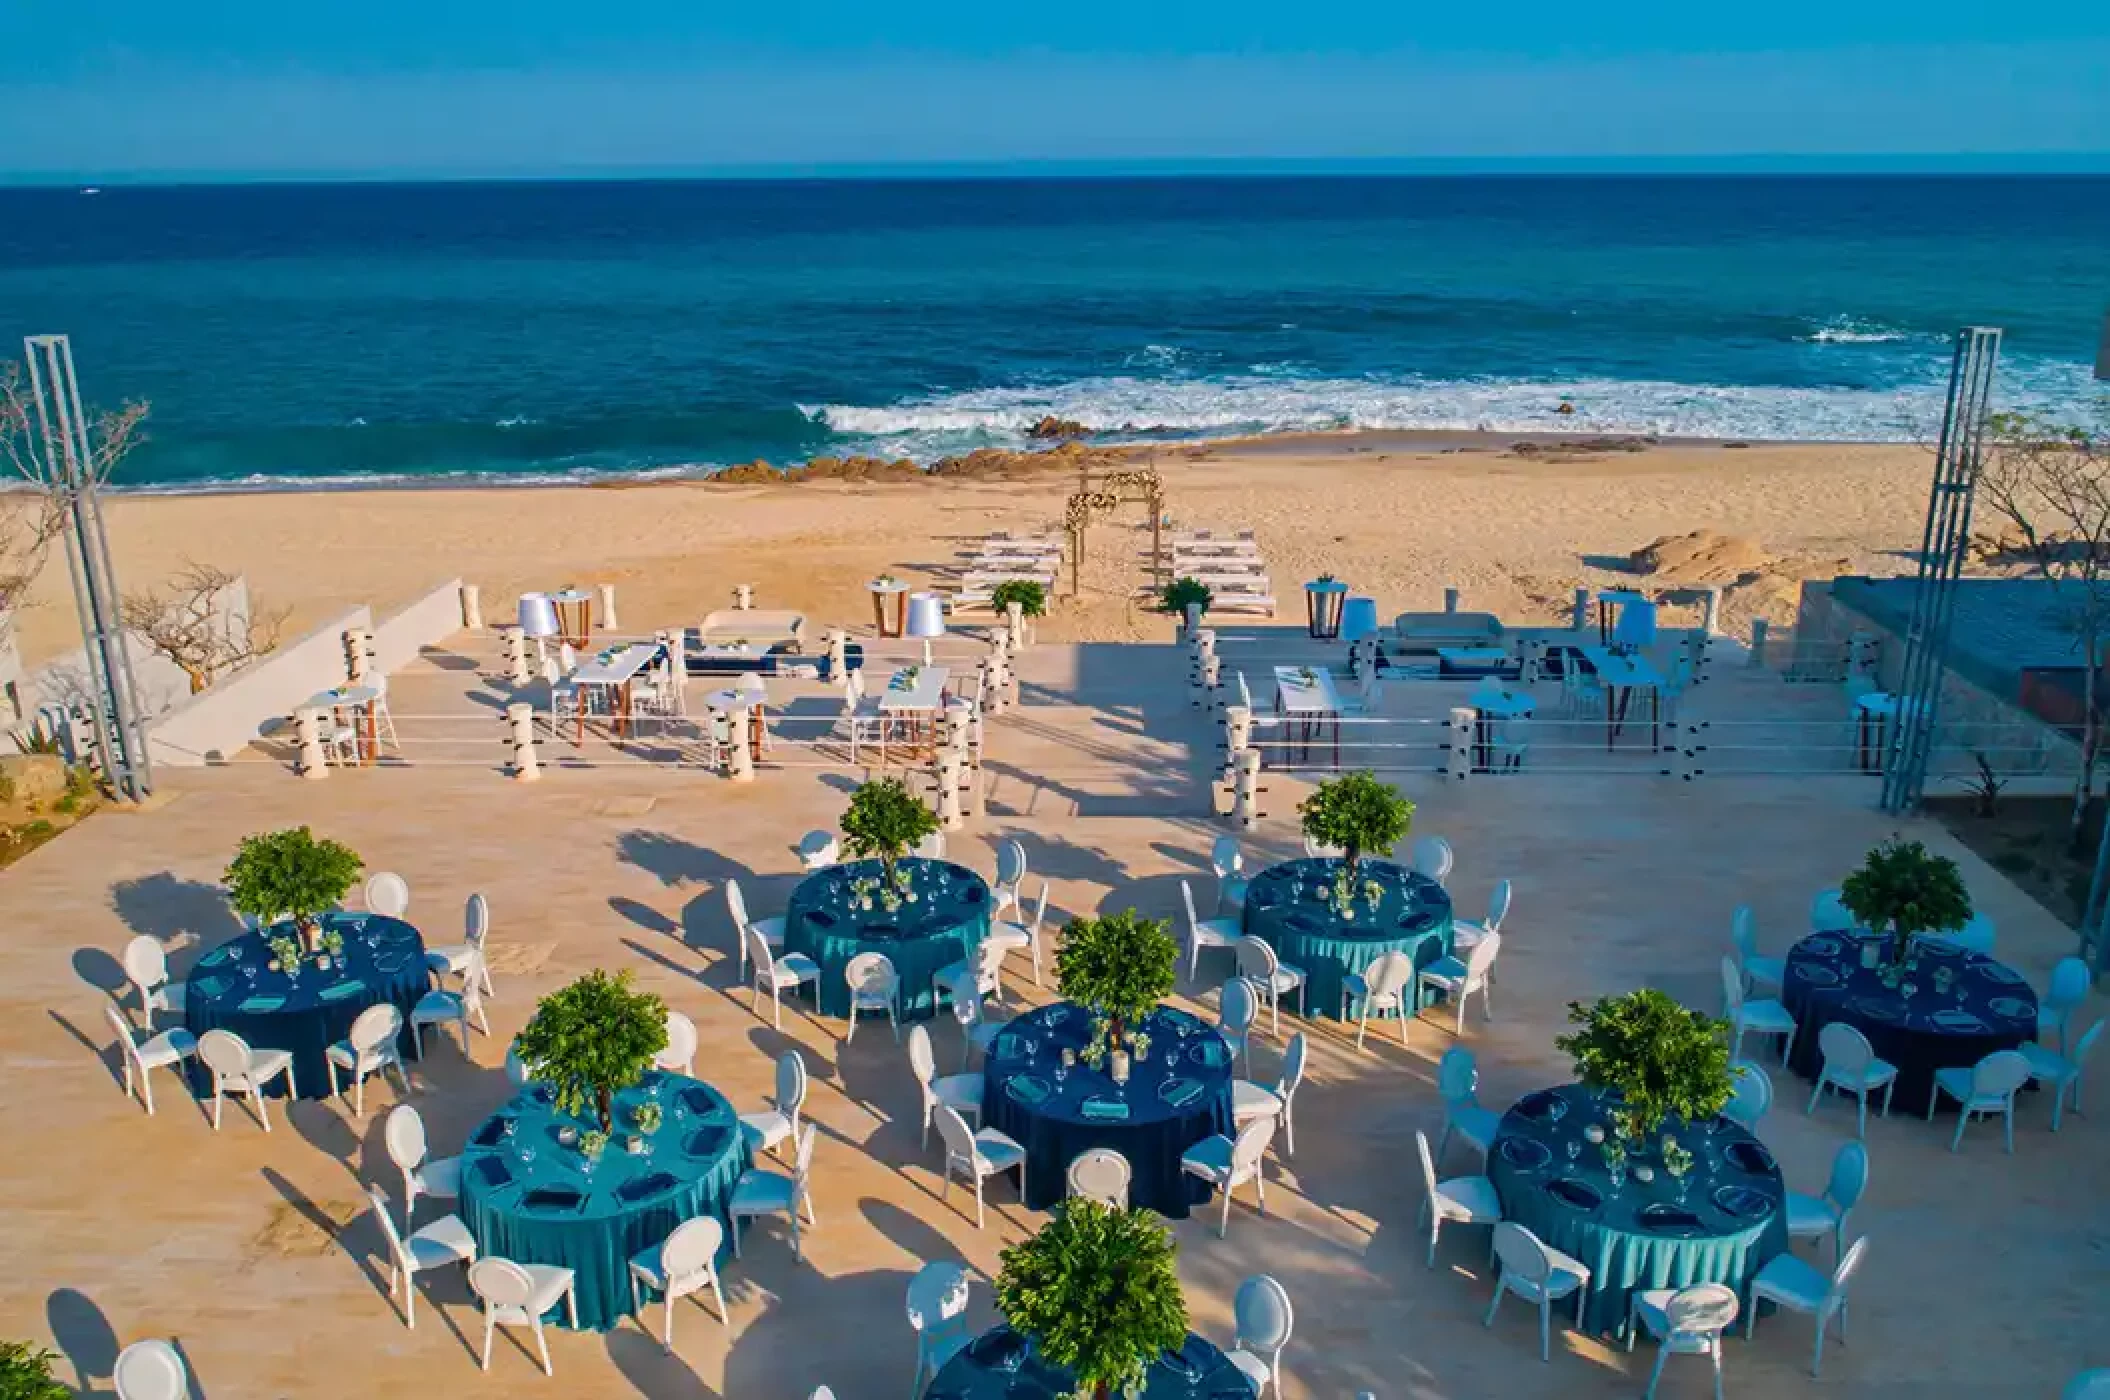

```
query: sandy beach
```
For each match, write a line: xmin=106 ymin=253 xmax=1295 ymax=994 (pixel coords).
xmin=11 ymin=435 xmax=1932 ymax=667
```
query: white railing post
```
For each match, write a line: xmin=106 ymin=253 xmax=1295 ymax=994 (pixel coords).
xmin=507 ymin=703 xmax=540 ymax=782
xmin=1446 ymin=707 xmax=1476 ymax=782
xmin=1573 ymin=588 xmax=1591 ymax=631
xmin=597 ymin=583 xmax=619 ymax=632
xmin=1519 ymin=638 xmax=1544 ymax=685
xmin=934 ymin=749 xmax=965 ymax=829
xmin=826 ymin=628 xmax=849 ymax=683
xmin=733 ymin=584 xmax=754 ymax=611
xmin=296 ymin=706 xmax=328 ymax=780
xmin=345 ymin=626 xmax=373 ymax=684
xmin=727 ymin=707 xmax=755 ymax=782
xmin=459 ymin=583 xmax=483 ymax=630
xmin=1005 ymin=599 xmax=1030 ymax=652
xmin=500 ymin=625 xmax=530 ymax=685
xmin=1234 ymin=748 xmax=1263 ymax=828
xmin=1749 ymin=618 xmax=1770 ymax=669
xmin=1700 ymin=586 xmax=1722 ymax=636
xmin=1182 ymin=601 xmax=1201 ymax=643
xmin=1444 ymin=586 xmax=1461 ymax=614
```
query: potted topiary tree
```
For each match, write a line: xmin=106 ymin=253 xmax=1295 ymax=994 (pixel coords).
xmin=1840 ymin=838 xmax=1972 ymax=971
xmin=0 ymin=1340 xmax=71 ymax=1400
xmin=1159 ymin=577 xmax=1212 ymax=637
xmin=994 ymin=1200 xmax=1189 ymax=1400
xmin=1056 ymin=910 xmax=1178 ymax=1082
xmin=223 ymin=826 xmax=364 ymax=955
xmin=513 ymin=970 xmax=669 ymax=1135
xmin=1555 ymin=988 xmax=1734 ymax=1146
xmin=990 ymin=579 xmax=1048 ymax=618
xmin=840 ymin=776 xmax=940 ymax=900
xmin=1298 ymin=772 xmax=1414 ymax=915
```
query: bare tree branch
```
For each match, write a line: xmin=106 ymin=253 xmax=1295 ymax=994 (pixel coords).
xmin=120 ymin=563 xmax=288 ymax=694
xmin=0 ymin=357 xmax=150 ymax=614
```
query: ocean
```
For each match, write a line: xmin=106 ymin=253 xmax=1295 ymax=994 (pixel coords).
xmin=0 ymin=174 xmax=2103 ymax=491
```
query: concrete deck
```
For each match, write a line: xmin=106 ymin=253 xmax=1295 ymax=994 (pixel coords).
xmin=0 ymin=633 xmax=2101 ymax=1398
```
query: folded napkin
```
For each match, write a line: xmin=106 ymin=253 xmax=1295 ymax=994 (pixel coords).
xmin=1189 ymin=1040 xmax=1230 ymax=1069
xmin=679 ymin=1086 xmax=720 ymax=1118
xmin=521 ymin=1186 xmax=585 ymax=1214
xmin=618 ymin=1171 xmax=679 ymax=1203
xmin=1079 ymin=1097 xmax=1131 ymax=1121
xmin=1712 ymin=1184 xmax=1771 ymax=1219
xmin=237 ymin=994 xmax=288 ymax=1014
xmin=1723 ymin=1139 xmax=1776 ymax=1176
xmin=1638 ymin=1203 xmax=1705 ymax=1235
xmin=1005 ymin=1075 xmax=1052 ymax=1106
xmin=473 ymin=1156 xmax=514 ymax=1188
xmin=1545 ymin=1177 xmax=1603 ymax=1211
xmin=318 ymin=979 xmax=367 ymax=1002
xmin=802 ymin=908 xmax=838 ymax=928
xmin=1158 ymin=1077 xmax=1204 ymax=1108
xmin=189 ymin=975 xmax=234 ymax=1000
xmin=684 ymin=1125 xmax=732 ymax=1158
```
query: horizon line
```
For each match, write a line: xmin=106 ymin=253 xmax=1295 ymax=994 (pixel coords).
xmin=7 ymin=151 xmax=2110 ymax=189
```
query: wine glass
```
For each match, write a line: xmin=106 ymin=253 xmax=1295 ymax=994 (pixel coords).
xmin=1564 ymin=1139 xmax=1582 ymax=1164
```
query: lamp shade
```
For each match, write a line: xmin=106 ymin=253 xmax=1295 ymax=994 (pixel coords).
xmin=1341 ymin=596 xmax=1380 ymax=642
xmin=905 ymin=592 xmax=948 ymax=640
xmin=517 ymin=592 xmax=560 ymax=638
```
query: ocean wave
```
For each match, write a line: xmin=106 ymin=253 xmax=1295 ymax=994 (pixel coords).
xmin=495 ymin=415 xmax=540 ymax=428
xmin=806 ymin=359 xmax=2096 ymax=456
xmin=1801 ymin=315 xmax=1920 ymax=345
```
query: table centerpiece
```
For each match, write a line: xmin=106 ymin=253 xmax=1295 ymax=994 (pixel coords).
xmin=1840 ymin=837 xmax=1973 ymax=973
xmin=512 ymin=969 xmax=669 ymax=1136
xmin=223 ymin=825 xmax=363 ymax=960
xmin=1555 ymin=986 xmax=1735 ymax=1150
xmin=839 ymin=775 xmax=941 ymax=909
xmin=1298 ymin=771 xmax=1414 ymax=919
xmin=1056 ymin=910 xmax=1179 ymax=1085
xmin=994 ymin=1200 xmax=1188 ymax=1400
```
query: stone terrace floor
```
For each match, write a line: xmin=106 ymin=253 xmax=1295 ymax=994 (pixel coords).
xmin=1 ymin=635 xmax=2103 ymax=1398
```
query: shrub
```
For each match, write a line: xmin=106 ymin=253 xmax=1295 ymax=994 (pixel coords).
xmin=0 ymin=1340 xmax=70 ymax=1400
xmin=995 ymin=1201 xmax=1188 ymax=1399
xmin=513 ymin=970 xmax=669 ymax=1132
xmin=1298 ymin=771 xmax=1413 ymax=875
xmin=990 ymin=579 xmax=1049 ymax=618
xmin=1556 ymin=988 xmax=1734 ymax=1139
xmin=223 ymin=827 xmax=363 ymax=933
xmin=1158 ymin=577 xmax=1211 ymax=616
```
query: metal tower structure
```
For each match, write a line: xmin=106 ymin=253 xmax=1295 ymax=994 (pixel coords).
xmin=23 ymin=335 xmax=154 ymax=800
xmin=1880 ymin=327 xmax=2002 ymax=815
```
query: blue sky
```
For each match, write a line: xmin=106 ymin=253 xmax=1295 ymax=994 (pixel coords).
xmin=3 ymin=1 xmax=2107 ymax=178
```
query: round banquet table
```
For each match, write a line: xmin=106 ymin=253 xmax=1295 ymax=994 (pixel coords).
xmin=925 ymin=1326 xmax=1254 ymax=1399
xmin=458 ymin=1072 xmax=749 ymax=1331
xmin=182 ymin=913 xmax=429 ymax=1100
xmin=1486 ymin=1084 xmax=1790 ymax=1337
xmin=1240 ymin=857 xmax=1453 ymax=1020
xmin=981 ymin=1003 xmax=1235 ymax=1219
xmin=1781 ymin=930 xmax=2038 ymax=1116
xmin=784 ymin=858 xmax=991 ymax=1020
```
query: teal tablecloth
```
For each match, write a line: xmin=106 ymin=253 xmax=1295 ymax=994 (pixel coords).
xmin=1240 ymin=858 xmax=1452 ymax=1020
xmin=785 ymin=858 xmax=991 ymax=1019
xmin=926 ymin=1327 xmax=1254 ymax=1398
xmin=182 ymin=914 xmax=429 ymax=1100
xmin=982 ymin=1003 xmax=1234 ymax=1218
xmin=459 ymin=1072 xmax=750 ymax=1331
xmin=1487 ymin=1084 xmax=1789 ymax=1336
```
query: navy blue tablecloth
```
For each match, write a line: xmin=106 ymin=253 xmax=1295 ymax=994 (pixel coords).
xmin=1487 ymin=1084 xmax=1790 ymax=1337
xmin=1781 ymin=930 xmax=2038 ymax=1116
xmin=982 ymin=1002 xmax=1234 ymax=1218
xmin=182 ymin=913 xmax=430 ymax=1100
xmin=1240 ymin=858 xmax=1452 ymax=1020
xmin=785 ymin=858 xmax=991 ymax=1019
xmin=926 ymin=1328 xmax=1254 ymax=1399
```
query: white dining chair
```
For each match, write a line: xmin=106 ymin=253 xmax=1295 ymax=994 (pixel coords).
xmin=1181 ymin=879 xmax=1243 ymax=982
xmin=1745 ymin=1235 xmax=1868 ymax=1377
xmin=1928 ymin=1048 xmax=2034 ymax=1152
xmin=120 ymin=935 xmax=187 ymax=1023
xmin=797 ymin=829 xmax=840 ymax=871
xmin=936 ymin=937 xmax=1008 ymax=1012
xmin=111 ymin=1338 xmax=189 ymax=1400
xmin=844 ymin=950 xmax=902 ymax=1044
xmin=628 ymin=1215 xmax=730 ymax=1351
xmin=984 ymin=880 xmax=1051 ymax=989
xmin=385 ymin=1102 xmax=462 ymax=1225
xmin=1625 ymin=1282 xmax=1739 ymax=1400
xmin=1730 ymin=905 xmax=1784 ymax=994
xmin=1225 ymin=1274 xmax=1294 ymax=1399
xmin=1806 ymin=1022 xmax=1897 ymax=1136
xmin=934 ymin=1103 xmax=1026 ymax=1230
xmin=365 ymin=1182 xmax=475 ymax=1330
xmin=1212 ymin=836 xmax=1249 ymax=916
xmin=325 ymin=1001 xmax=410 ymax=1118
xmin=739 ymin=1050 xmax=809 ymax=1160
xmin=2021 ymin=1016 xmax=2102 ymax=1132
xmin=726 ymin=877 xmax=786 ymax=980
xmin=1435 ymin=1045 xmax=1501 ymax=1169
xmin=1720 ymin=956 xmax=1797 ymax=1063
xmin=103 ymin=1001 xmax=197 ymax=1116
xmin=907 ymin=1261 xmax=975 ymax=1395
xmin=1416 ymin=1127 xmax=1501 ymax=1270
xmin=916 ymin=831 xmax=947 ymax=860
xmin=1302 ymin=834 xmax=1344 ymax=861
xmin=2038 ymin=957 xmax=2092 ymax=1054
xmin=411 ymin=967 xmax=488 ymax=1059
xmin=951 ymin=984 xmax=1012 ymax=1071
xmin=652 ymin=1009 xmax=698 ymax=1075
xmin=424 ymin=893 xmax=495 ymax=998
xmin=505 ymin=1040 xmax=530 ymax=1089
xmin=1065 ymin=1148 xmax=1133 ymax=1210
xmin=1785 ymin=1139 xmax=1868 ymax=1262
xmin=1340 ymin=949 xmax=1416 ymax=1051
xmin=196 ymin=1028 xmax=296 ymax=1132
xmin=746 ymin=927 xmax=821 ymax=1029
xmin=1809 ymin=887 xmax=1852 ymax=932
xmin=898 ymin=1026 xmax=980 ymax=1154
xmin=365 ymin=871 xmax=411 ymax=919
xmin=2066 ymin=1371 xmax=2110 ymax=1400
xmin=1181 ymin=1115 xmax=1276 ymax=1239
xmin=469 ymin=1255 xmax=579 ymax=1375
xmin=1484 ymin=1221 xmax=1591 ymax=1362
xmin=1236 ymin=936 xmax=1308 ymax=1038
xmin=1411 ymin=835 xmax=1455 ymax=886
xmin=1722 ymin=1059 xmax=1773 ymax=1130
xmin=1217 ymin=977 xmax=1259 ymax=1074
xmin=1451 ymin=879 xmax=1512 ymax=960
xmin=730 ymin=1122 xmax=820 ymax=1259
xmin=1418 ymin=933 xmax=1500 ymax=1034
xmin=991 ymin=839 xmax=1028 ymax=921
xmin=1233 ymin=1031 xmax=1306 ymax=1158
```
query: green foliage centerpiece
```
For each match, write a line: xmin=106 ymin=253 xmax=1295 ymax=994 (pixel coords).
xmin=1057 ymin=910 xmax=1178 ymax=1076
xmin=1840 ymin=838 xmax=1972 ymax=972
xmin=0 ymin=1340 xmax=70 ymax=1400
xmin=995 ymin=1200 xmax=1189 ymax=1400
xmin=223 ymin=826 xmax=363 ymax=956
xmin=1555 ymin=988 xmax=1734 ymax=1144
xmin=991 ymin=578 xmax=1049 ymax=617
xmin=840 ymin=776 xmax=940 ymax=908
xmin=1298 ymin=771 xmax=1413 ymax=917
xmin=513 ymin=970 xmax=668 ymax=1134
xmin=1159 ymin=576 xmax=1212 ymax=617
